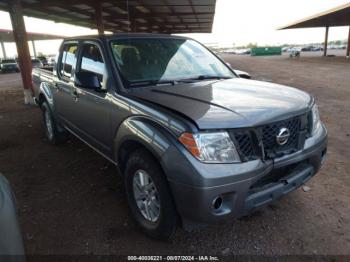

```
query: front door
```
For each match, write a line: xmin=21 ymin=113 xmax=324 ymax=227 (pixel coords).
xmin=70 ymin=42 xmax=112 ymax=156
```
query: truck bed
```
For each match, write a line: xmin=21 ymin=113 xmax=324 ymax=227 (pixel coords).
xmin=32 ymin=66 xmax=54 ymax=99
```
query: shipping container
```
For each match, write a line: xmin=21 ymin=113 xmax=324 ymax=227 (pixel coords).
xmin=251 ymin=47 xmax=282 ymax=56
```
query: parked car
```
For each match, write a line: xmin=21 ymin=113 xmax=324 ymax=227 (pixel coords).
xmin=301 ymin=46 xmax=313 ymax=52
xmin=282 ymin=47 xmax=289 ymax=52
xmin=288 ymin=47 xmax=301 ymax=57
xmin=311 ymin=46 xmax=323 ymax=52
xmin=0 ymin=58 xmax=19 ymax=73
xmin=0 ymin=174 xmax=25 ymax=258
xmin=32 ymin=34 xmax=327 ymax=240
xmin=47 ymin=56 xmax=56 ymax=66
xmin=31 ymin=59 xmax=43 ymax=68
xmin=37 ymin=56 xmax=48 ymax=66
xmin=236 ymin=48 xmax=251 ymax=55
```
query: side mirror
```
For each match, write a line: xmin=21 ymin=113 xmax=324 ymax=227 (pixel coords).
xmin=74 ymin=71 xmax=102 ymax=91
xmin=233 ymin=69 xmax=251 ymax=79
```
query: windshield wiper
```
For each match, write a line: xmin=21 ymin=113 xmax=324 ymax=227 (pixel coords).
xmin=128 ymin=75 xmax=232 ymax=88
xmin=178 ymin=75 xmax=232 ymax=82
xmin=129 ymin=79 xmax=177 ymax=88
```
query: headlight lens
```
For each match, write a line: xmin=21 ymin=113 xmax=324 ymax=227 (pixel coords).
xmin=179 ymin=132 xmax=241 ymax=163
xmin=311 ymin=104 xmax=321 ymax=135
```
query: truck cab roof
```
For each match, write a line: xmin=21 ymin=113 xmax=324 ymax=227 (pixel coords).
xmin=63 ymin=33 xmax=190 ymax=42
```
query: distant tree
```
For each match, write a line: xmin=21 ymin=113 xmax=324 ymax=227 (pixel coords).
xmin=246 ymin=43 xmax=258 ymax=49
xmin=37 ymin=52 xmax=46 ymax=57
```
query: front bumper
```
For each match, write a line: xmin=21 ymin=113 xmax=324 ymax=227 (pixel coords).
xmin=162 ymin=124 xmax=327 ymax=225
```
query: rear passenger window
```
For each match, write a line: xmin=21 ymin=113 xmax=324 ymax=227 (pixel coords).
xmin=59 ymin=43 xmax=78 ymax=79
xmin=79 ymin=44 xmax=106 ymax=82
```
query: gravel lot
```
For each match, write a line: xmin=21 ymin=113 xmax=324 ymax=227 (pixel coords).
xmin=0 ymin=53 xmax=349 ymax=256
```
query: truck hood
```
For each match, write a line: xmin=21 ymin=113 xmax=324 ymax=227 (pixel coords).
xmin=130 ymin=78 xmax=312 ymax=129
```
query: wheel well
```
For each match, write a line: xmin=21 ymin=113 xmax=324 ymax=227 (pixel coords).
xmin=118 ymin=140 xmax=157 ymax=174
xmin=117 ymin=139 xmax=182 ymax=226
xmin=38 ymin=93 xmax=46 ymax=108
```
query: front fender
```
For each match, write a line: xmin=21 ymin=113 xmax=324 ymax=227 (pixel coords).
xmin=39 ymin=82 xmax=55 ymax=110
xmin=114 ymin=116 xmax=175 ymax=166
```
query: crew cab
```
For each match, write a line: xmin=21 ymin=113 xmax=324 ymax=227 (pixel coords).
xmin=32 ymin=34 xmax=327 ymax=239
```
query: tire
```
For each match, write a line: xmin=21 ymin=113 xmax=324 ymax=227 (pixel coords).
xmin=41 ymin=101 xmax=68 ymax=145
xmin=124 ymin=148 xmax=179 ymax=240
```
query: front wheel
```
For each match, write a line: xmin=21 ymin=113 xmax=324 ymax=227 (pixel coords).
xmin=41 ymin=102 xmax=68 ymax=145
xmin=124 ymin=148 xmax=179 ymax=240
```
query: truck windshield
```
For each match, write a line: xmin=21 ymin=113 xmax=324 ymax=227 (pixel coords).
xmin=110 ymin=38 xmax=235 ymax=88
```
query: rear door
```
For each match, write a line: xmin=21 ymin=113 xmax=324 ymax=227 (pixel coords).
xmin=54 ymin=42 xmax=79 ymax=129
xmin=70 ymin=41 xmax=113 ymax=155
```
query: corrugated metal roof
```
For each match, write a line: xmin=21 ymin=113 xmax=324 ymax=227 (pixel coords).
xmin=279 ymin=2 xmax=350 ymax=29
xmin=0 ymin=0 xmax=217 ymax=33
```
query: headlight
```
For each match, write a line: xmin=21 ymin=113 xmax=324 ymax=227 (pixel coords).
xmin=311 ymin=104 xmax=321 ymax=135
xmin=179 ymin=132 xmax=241 ymax=163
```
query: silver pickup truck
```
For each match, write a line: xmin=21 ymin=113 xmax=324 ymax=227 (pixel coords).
xmin=32 ymin=34 xmax=327 ymax=240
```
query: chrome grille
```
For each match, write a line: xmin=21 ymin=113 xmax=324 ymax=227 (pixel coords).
xmin=234 ymin=115 xmax=306 ymax=161
xmin=262 ymin=116 xmax=301 ymax=154
xmin=235 ymin=132 xmax=254 ymax=161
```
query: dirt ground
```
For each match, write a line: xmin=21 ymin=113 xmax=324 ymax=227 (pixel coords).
xmin=0 ymin=53 xmax=350 ymax=256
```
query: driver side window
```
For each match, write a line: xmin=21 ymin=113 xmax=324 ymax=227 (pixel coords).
xmin=79 ymin=43 xmax=106 ymax=83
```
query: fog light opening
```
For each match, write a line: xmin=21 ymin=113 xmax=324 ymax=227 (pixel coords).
xmin=212 ymin=196 xmax=223 ymax=210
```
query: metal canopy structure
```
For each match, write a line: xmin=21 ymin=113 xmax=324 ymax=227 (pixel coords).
xmin=0 ymin=28 xmax=64 ymax=42
xmin=278 ymin=2 xmax=350 ymax=57
xmin=0 ymin=0 xmax=217 ymax=104
xmin=0 ymin=0 xmax=217 ymax=34
xmin=278 ymin=2 xmax=350 ymax=29
xmin=0 ymin=28 xmax=64 ymax=59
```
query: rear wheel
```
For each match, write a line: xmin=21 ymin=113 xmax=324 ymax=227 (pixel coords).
xmin=124 ymin=148 xmax=178 ymax=240
xmin=41 ymin=101 xmax=68 ymax=145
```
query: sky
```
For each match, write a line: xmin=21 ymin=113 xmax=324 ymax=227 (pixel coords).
xmin=0 ymin=0 xmax=349 ymax=57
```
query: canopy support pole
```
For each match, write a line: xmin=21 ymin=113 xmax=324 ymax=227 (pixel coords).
xmin=95 ymin=2 xmax=104 ymax=35
xmin=31 ymin=40 xmax=37 ymax=58
xmin=323 ymin=26 xmax=329 ymax=57
xmin=0 ymin=41 xmax=6 ymax=58
xmin=8 ymin=0 xmax=34 ymax=104
xmin=346 ymin=26 xmax=350 ymax=58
